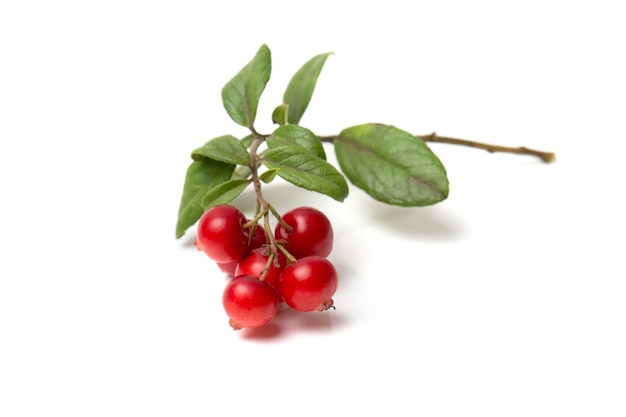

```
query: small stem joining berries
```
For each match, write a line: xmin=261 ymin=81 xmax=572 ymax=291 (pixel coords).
xmin=258 ymin=252 xmax=275 ymax=282
xmin=243 ymin=208 xmax=266 ymax=229
xmin=269 ymin=204 xmax=293 ymax=233
xmin=275 ymin=242 xmax=297 ymax=264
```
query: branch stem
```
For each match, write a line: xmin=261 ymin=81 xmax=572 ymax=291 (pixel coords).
xmin=248 ymin=135 xmax=279 ymax=255
xmin=419 ymin=132 xmax=556 ymax=163
xmin=318 ymin=133 xmax=556 ymax=163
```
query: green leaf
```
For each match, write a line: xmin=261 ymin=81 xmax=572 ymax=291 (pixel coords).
xmin=335 ymin=124 xmax=449 ymax=206
xmin=263 ymin=145 xmax=348 ymax=202
xmin=259 ymin=168 xmax=280 ymax=184
xmin=201 ymin=179 xmax=251 ymax=210
xmin=283 ymin=52 xmax=332 ymax=125
xmin=221 ymin=44 xmax=271 ymax=129
xmin=271 ymin=103 xmax=289 ymax=125
xmin=192 ymin=135 xmax=250 ymax=165
xmin=267 ymin=125 xmax=326 ymax=160
xmin=175 ymin=159 xmax=236 ymax=238
xmin=240 ymin=134 xmax=255 ymax=149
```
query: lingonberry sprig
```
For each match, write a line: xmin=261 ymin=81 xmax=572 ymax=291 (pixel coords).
xmin=177 ymin=44 xmax=556 ymax=332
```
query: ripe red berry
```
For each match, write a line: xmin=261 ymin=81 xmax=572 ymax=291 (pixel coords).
xmin=274 ymin=206 xmax=333 ymax=259
xmin=235 ymin=247 xmax=287 ymax=291
xmin=223 ymin=275 xmax=280 ymax=330
xmin=216 ymin=261 xmax=238 ymax=276
xmin=279 ymin=256 xmax=338 ymax=312
xmin=196 ymin=205 xmax=249 ymax=263
xmin=246 ymin=222 xmax=266 ymax=250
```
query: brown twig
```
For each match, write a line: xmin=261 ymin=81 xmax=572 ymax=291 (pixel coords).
xmin=419 ymin=132 xmax=556 ymax=163
xmin=318 ymin=133 xmax=556 ymax=163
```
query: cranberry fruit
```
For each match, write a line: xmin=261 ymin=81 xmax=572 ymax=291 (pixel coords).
xmin=196 ymin=205 xmax=249 ymax=263
xmin=216 ymin=261 xmax=238 ymax=276
xmin=279 ymin=255 xmax=338 ymax=312
xmin=275 ymin=206 xmax=333 ymax=259
xmin=246 ymin=222 xmax=266 ymax=250
xmin=235 ymin=247 xmax=287 ymax=291
xmin=223 ymin=275 xmax=280 ymax=330
xmin=195 ymin=204 xmax=338 ymax=331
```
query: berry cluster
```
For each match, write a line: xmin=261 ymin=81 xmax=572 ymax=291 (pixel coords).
xmin=194 ymin=204 xmax=338 ymax=330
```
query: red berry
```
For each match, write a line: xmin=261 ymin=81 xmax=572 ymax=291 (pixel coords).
xmin=223 ymin=275 xmax=280 ymax=330
xmin=235 ymin=247 xmax=287 ymax=291
xmin=216 ymin=261 xmax=238 ymax=276
xmin=275 ymin=207 xmax=333 ymax=259
xmin=279 ymin=256 xmax=338 ymax=312
xmin=196 ymin=205 xmax=249 ymax=263
xmin=246 ymin=222 xmax=266 ymax=250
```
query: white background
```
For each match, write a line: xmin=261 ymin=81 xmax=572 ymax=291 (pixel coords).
xmin=1 ymin=1 xmax=625 ymax=416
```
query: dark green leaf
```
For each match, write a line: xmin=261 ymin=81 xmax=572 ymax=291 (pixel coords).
xmin=271 ymin=103 xmax=289 ymax=125
xmin=267 ymin=125 xmax=326 ymax=160
xmin=335 ymin=123 xmax=449 ymax=206
xmin=201 ymin=179 xmax=251 ymax=210
xmin=192 ymin=135 xmax=250 ymax=165
xmin=283 ymin=52 xmax=332 ymax=124
xmin=263 ymin=145 xmax=348 ymax=202
xmin=175 ymin=159 xmax=236 ymax=238
xmin=221 ymin=44 xmax=271 ymax=128
xmin=259 ymin=168 xmax=280 ymax=183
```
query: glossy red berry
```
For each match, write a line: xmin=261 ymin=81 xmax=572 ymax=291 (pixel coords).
xmin=246 ymin=223 xmax=266 ymax=250
xmin=275 ymin=206 xmax=333 ymax=259
xmin=223 ymin=275 xmax=280 ymax=330
xmin=279 ymin=256 xmax=338 ymax=312
xmin=196 ymin=205 xmax=249 ymax=263
xmin=216 ymin=261 xmax=238 ymax=276
xmin=235 ymin=247 xmax=287 ymax=291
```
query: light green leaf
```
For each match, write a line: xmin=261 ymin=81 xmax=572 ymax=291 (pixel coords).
xmin=267 ymin=125 xmax=326 ymax=160
xmin=201 ymin=179 xmax=251 ymax=210
xmin=175 ymin=159 xmax=236 ymax=238
xmin=221 ymin=44 xmax=271 ymax=128
xmin=335 ymin=123 xmax=449 ymax=206
xmin=271 ymin=103 xmax=289 ymax=125
xmin=263 ymin=145 xmax=348 ymax=202
xmin=259 ymin=168 xmax=280 ymax=183
xmin=192 ymin=135 xmax=250 ymax=166
xmin=283 ymin=52 xmax=332 ymax=124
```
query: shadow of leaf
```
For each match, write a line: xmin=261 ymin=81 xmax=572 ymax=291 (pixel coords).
xmin=364 ymin=201 xmax=468 ymax=242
